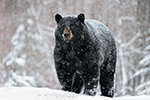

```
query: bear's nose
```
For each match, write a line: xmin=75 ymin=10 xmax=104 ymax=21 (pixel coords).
xmin=63 ymin=32 xmax=70 ymax=38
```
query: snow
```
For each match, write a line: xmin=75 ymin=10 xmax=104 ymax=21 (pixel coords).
xmin=139 ymin=54 xmax=150 ymax=66
xmin=27 ymin=18 xmax=34 ymax=25
xmin=145 ymin=45 xmax=150 ymax=50
xmin=0 ymin=87 xmax=150 ymax=100
xmin=135 ymin=81 xmax=150 ymax=95
xmin=118 ymin=16 xmax=135 ymax=25
xmin=4 ymin=73 xmax=36 ymax=87
xmin=15 ymin=58 xmax=26 ymax=66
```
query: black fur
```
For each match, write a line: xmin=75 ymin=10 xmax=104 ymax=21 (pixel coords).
xmin=77 ymin=13 xmax=85 ymax=23
xmin=55 ymin=14 xmax=62 ymax=23
xmin=54 ymin=13 xmax=117 ymax=97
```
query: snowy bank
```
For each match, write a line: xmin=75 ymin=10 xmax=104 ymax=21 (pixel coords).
xmin=0 ymin=87 xmax=150 ymax=100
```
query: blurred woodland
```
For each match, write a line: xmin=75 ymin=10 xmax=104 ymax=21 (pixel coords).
xmin=0 ymin=0 xmax=150 ymax=96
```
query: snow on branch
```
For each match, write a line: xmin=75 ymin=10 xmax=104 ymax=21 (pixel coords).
xmin=129 ymin=67 xmax=150 ymax=80
xmin=118 ymin=16 xmax=135 ymax=25
xmin=139 ymin=54 xmax=150 ymax=66
xmin=136 ymin=81 xmax=150 ymax=95
xmin=121 ymin=31 xmax=141 ymax=48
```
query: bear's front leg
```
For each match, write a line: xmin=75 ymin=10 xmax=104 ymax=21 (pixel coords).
xmin=82 ymin=66 xmax=99 ymax=96
xmin=56 ymin=68 xmax=74 ymax=92
xmin=72 ymin=73 xmax=83 ymax=93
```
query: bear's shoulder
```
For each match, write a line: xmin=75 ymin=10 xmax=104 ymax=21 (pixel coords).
xmin=85 ymin=19 xmax=110 ymax=32
xmin=85 ymin=19 xmax=112 ymax=39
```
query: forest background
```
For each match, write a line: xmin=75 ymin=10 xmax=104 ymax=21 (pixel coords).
xmin=0 ymin=0 xmax=150 ymax=96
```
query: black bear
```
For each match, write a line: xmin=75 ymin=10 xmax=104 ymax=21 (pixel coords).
xmin=54 ymin=13 xmax=117 ymax=97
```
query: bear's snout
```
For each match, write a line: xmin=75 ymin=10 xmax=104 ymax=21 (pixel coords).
xmin=63 ymin=32 xmax=70 ymax=38
xmin=62 ymin=28 xmax=73 ymax=41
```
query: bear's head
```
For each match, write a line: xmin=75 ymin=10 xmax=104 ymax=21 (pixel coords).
xmin=55 ymin=13 xmax=85 ymax=42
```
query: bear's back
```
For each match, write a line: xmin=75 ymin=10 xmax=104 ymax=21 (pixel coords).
xmin=85 ymin=19 xmax=116 ymax=58
xmin=85 ymin=19 xmax=113 ymax=41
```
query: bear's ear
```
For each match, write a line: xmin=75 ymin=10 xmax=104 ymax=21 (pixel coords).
xmin=55 ymin=14 xmax=62 ymax=24
xmin=77 ymin=13 xmax=85 ymax=23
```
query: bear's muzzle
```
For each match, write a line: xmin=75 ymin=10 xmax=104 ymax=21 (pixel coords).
xmin=62 ymin=28 xmax=73 ymax=41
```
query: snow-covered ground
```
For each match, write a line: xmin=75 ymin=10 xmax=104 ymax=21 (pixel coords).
xmin=0 ymin=87 xmax=150 ymax=100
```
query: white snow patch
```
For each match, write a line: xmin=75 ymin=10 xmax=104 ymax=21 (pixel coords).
xmin=115 ymin=96 xmax=150 ymax=100
xmin=0 ymin=87 xmax=150 ymax=100
xmin=74 ymin=95 xmax=112 ymax=100
xmin=27 ymin=18 xmax=34 ymax=25
xmin=0 ymin=87 xmax=78 ymax=100
xmin=15 ymin=58 xmax=26 ymax=66
xmin=16 ymin=24 xmax=25 ymax=34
